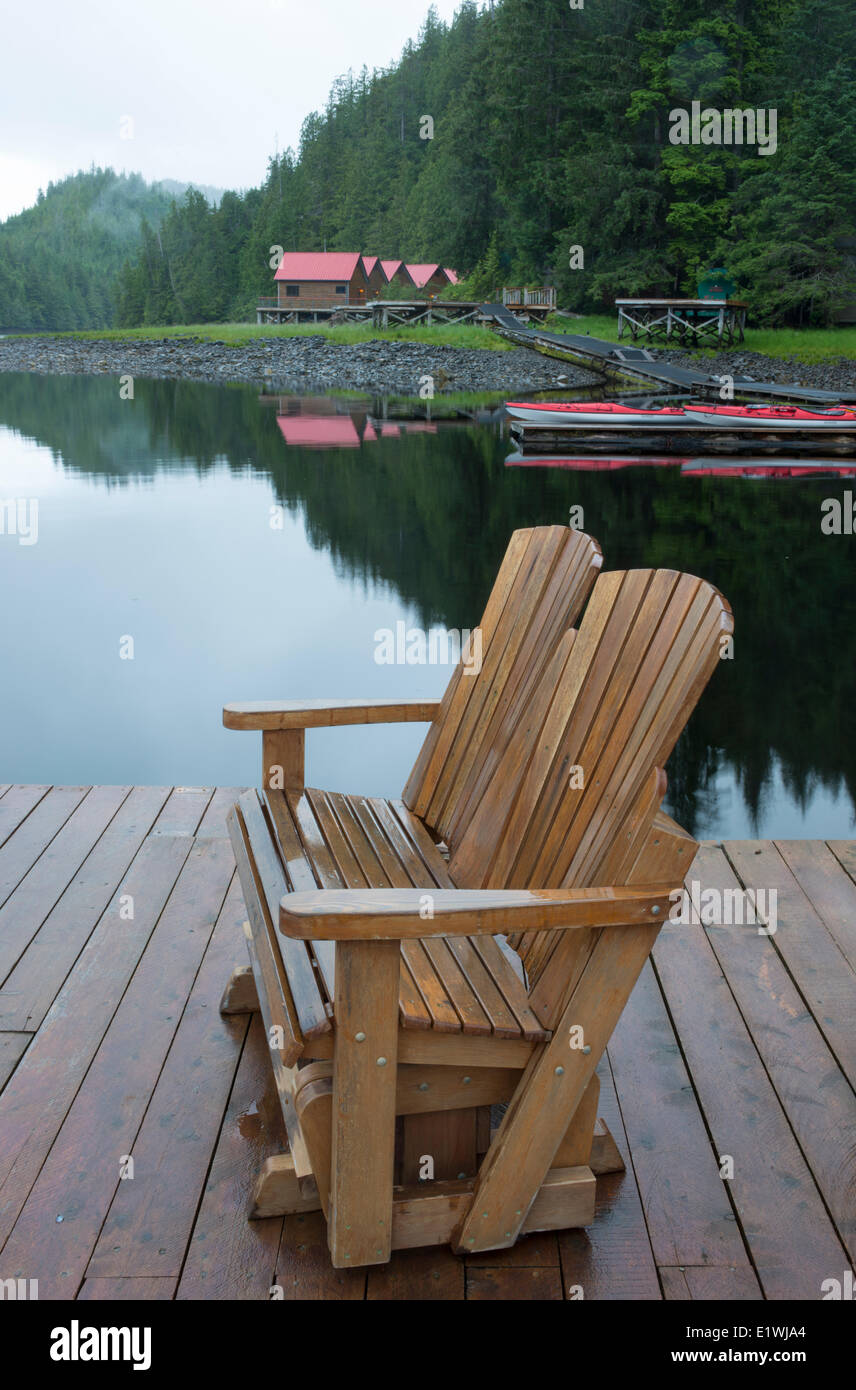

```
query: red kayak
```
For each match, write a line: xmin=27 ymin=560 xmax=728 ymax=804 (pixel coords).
xmin=505 ymin=401 xmax=693 ymax=427
xmin=508 ymin=400 xmax=856 ymax=431
xmin=684 ymin=403 xmax=856 ymax=429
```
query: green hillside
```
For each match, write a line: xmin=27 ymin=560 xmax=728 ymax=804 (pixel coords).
xmin=0 ymin=169 xmax=219 ymax=331
xmin=113 ymin=0 xmax=856 ymax=330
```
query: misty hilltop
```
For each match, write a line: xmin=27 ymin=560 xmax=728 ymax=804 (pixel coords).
xmin=0 ymin=168 xmax=223 ymax=332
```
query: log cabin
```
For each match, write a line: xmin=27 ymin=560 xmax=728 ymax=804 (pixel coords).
xmin=274 ymin=252 xmax=370 ymax=309
xmin=406 ymin=263 xmax=455 ymax=295
xmin=379 ymin=259 xmax=412 ymax=289
xmin=360 ymin=256 xmax=387 ymax=298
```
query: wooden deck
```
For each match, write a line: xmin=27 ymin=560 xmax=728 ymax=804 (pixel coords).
xmin=0 ymin=784 xmax=853 ymax=1301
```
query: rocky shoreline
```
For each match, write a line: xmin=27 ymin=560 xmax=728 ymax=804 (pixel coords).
xmin=653 ymin=347 xmax=856 ymax=395
xmin=1 ymin=332 xmax=853 ymax=398
xmin=0 ymin=334 xmax=598 ymax=395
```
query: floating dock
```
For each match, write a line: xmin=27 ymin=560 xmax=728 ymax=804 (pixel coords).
xmin=481 ymin=305 xmax=856 ymax=406
xmin=510 ymin=421 xmax=856 ymax=457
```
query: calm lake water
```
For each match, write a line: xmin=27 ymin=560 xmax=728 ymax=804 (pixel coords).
xmin=1 ymin=370 xmax=854 ymax=840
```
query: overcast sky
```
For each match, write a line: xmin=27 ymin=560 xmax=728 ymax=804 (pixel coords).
xmin=0 ymin=0 xmax=466 ymax=221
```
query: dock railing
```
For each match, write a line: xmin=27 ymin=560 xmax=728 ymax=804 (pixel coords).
xmin=502 ymin=287 xmax=557 ymax=309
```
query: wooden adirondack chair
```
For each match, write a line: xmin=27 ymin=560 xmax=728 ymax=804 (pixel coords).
xmin=220 ymin=525 xmax=732 ymax=1267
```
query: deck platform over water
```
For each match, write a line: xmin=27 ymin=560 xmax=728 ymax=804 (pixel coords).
xmin=0 ymin=784 xmax=853 ymax=1301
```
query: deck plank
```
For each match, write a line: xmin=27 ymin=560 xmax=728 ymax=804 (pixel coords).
xmin=652 ymin=902 xmax=850 ymax=1299
xmin=0 ymin=784 xmax=132 ymax=989
xmin=274 ymin=1210 xmax=367 ymax=1300
xmin=196 ymin=788 xmax=248 ymax=839
xmin=0 ymin=786 xmax=171 ymax=1032
xmin=149 ymin=786 xmax=215 ymax=836
xmin=466 ymin=1267 xmax=563 ymax=1300
xmin=723 ymin=840 xmax=856 ymax=1088
xmin=366 ymin=1244 xmax=465 ymax=1300
xmin=77 ymin=1277 xmax=176 ymax=1301
xmin=176 ymin=1012 xmax=286 ymax=1302
xmin=697 ymin=843 xmax=856 ymax=1264
xmin=0 ymin=786 xmax=90 ymax=910
xmin=660 ymin=1266 xmax=763 ymax=1300
xmin=827 ymin=838 xmax=856 ymax=885
xmin=87 ymin=873 xmax=248 ymax=1278
xmin=0 ymin=832 xmax=194 ymax=1252
xmin=0 ymin=786 xmax=50 ymax=847
xmin=0 ymin=838 xmax=235 ymax=1298
xmin=0 ymin=1032 xmax=31 ymax=1092
xmin=776 ymin=839 xmax=856 ymax=973
xmin=607 ymin=958 xmax=761 ymax=1293
xmin=558 ymin=1057 xmax=661 ymax=1300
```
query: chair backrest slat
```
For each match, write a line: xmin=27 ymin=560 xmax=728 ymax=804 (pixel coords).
xmin=447 ymin=567 xmax=732 ymax=1023
xmin=402 ymin=525 xmax=602 ymax=852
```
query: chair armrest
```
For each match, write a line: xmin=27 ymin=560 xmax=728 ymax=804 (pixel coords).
xmin=279 ymin=886 xmax=671 ymax=940
xmin=223 ymin=698 xmax=441 ymax=731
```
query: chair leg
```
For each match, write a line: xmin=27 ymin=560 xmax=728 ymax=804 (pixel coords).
xmin=329 ymin=939 xmax=400 ymax=1268
xmin=552 ymin=1073 xmax=600 ymax=1168
xmin=295 ymin=1078 xmax=333 ymax=1217
xmin=590 ymin=1117 xmax=625 ymax=1175
xmin=453 ymin=921 xmax=659 ymax=1254
xmin=550 ymin=1075 xmax=626 ymax=1175
xmin=219 ymin=963 xmax=259 ymax=1014
xmin=250 ymin=1155 xmax=321 ymax=1218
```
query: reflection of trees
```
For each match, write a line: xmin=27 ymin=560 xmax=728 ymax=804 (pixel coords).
xmin=1 ymin=371 xmax=853 ymax=834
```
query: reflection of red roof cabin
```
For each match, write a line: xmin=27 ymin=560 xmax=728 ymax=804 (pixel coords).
xmin=273 ymin=252 xmax=369 ymax=308
xmin=276 ymin=415 xmax=361 ymax=448
xmin=274 ymin=410 xmax=439 ymax=450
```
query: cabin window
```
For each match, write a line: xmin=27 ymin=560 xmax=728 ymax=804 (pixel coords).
xmin=335 ymin=285 xmax=347 ymax=295
xmin=285 ymin=285 xmax=299 ymax=297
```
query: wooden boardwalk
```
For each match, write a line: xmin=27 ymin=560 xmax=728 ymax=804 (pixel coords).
xmin=0 ymin=784 xmax=853 ymax=1301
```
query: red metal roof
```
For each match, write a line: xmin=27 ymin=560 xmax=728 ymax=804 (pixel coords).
xmin=443 ymin=268 xmax=459 ymax=284
xmin=405 ymin=263 xmax=443 ymax=288
xmin=380 ymin=259 xmax=406 ymax=281
xmin=274 ymin=252 xmax=362 ymax=282
xmin=361 ymin=255 xmax=379 ymax=276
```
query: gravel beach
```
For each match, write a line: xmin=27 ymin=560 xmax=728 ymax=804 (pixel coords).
xmin=1 ymin=333 xmax=853 ymax=398
xmin=0 ymin=334 xmax=599 ymax=395
xmin=653 ymin=347 xmax=856 ymax=395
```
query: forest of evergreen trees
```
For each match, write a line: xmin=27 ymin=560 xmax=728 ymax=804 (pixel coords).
xmin=0 ymin=171 xmax=186 ymax=331
xmin=4 ymin=0 xmax=855 ymax=331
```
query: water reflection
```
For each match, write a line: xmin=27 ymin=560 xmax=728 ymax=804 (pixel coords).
xmin=268 ymin=394 xmax=441 ymax=449
xmin=506 ymin=453 xmax=856 ymax=479
xmin=0 ymin=371 xmax=853 ymax=839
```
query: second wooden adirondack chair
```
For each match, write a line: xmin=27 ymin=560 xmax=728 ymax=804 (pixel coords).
xmin=220 ymin=525 xmax=732 ymax=1266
